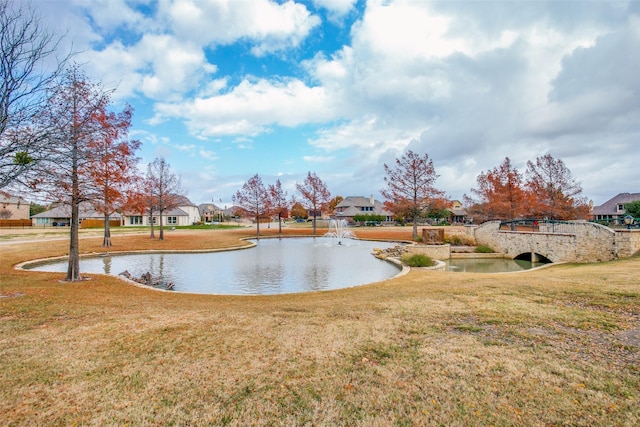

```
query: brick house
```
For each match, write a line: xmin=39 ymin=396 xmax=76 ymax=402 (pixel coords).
xmin=0 ymin=193 xmax=30 ymax=220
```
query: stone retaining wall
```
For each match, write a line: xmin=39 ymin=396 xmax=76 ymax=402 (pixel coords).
xmin=404 ymin=244 xmax=451 ymax=260
xmin=614 ymin=229 xmax=640 ymax=258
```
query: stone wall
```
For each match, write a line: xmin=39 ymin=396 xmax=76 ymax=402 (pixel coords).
xmin=472 ymin=221 xmax=629 ymax=263
xmin=404 ymin=244 xmax=451 ymax=260
xmin=614 ymin=230 xmax=640 ymax=258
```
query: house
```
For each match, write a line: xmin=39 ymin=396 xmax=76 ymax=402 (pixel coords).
xmin=198 ymin=203 xmax=226 ymax=223
xmin=123 ymin=195 xmax=201 ymax=226
xmin=590 ymin=192 xmax=640 ymax=225
xmin=334 ymin=195 xmax=393 ymax=224
xmin=31 ymin=202 xmax=123 ymax=227
xmin=448 ymin=200 xmax=468 ymax=224
xmin=0 ymin=192 xmax=29 ymax=220
xmin=32 ymin=195 xmax=201 ymax=228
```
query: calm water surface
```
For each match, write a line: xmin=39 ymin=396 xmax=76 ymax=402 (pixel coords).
xmin=27 ymin=237 xmax=401 ymax=295
xmin=445 ymin=258 xmax=535 ymax=273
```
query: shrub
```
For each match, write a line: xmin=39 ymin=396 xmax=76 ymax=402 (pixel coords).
xmin=401 ymin=253 xmax=435 ymax=267
xmin=444 ymin=234 xmax=476 ymax=246
xmin=475 ymin=244 xmax=495 ymax=253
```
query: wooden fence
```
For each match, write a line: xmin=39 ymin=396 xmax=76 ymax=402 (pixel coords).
xmin=0 ymin=219 xmax=32 ymax=228
xmin=80 ymin=219 xmax=122 ymax=229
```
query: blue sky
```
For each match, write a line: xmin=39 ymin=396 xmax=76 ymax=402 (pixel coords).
xmin=37 ymin=0 xmax=640 ymax=207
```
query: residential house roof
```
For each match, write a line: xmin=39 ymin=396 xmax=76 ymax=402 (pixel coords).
xmin=172 ymin=195 xmax=196 ymax=207
xmin=335 ymin=196 xmax=393 ymax=218
xmin=591 ymin=193 xmax=640 ymax=216
xmin=31 ymin=202 xmax=122 ymax=219
xmin=198 ymin=203 xmax=222 ymax=215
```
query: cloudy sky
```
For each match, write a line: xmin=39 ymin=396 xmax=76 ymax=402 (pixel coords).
xmin=37 ymin=0 xmax=640 ymax=206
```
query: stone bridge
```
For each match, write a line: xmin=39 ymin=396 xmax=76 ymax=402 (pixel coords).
xmin=472 ymin=221 xmax=640 ymax=263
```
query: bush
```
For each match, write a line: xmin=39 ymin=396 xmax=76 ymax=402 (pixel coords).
xmin=401 ymin=253 xmax=435 ymax=267
xmin=444 ymin=234 xmax=476 ymax=246
xmin=475 ymin=244 xmax=494 ymax=253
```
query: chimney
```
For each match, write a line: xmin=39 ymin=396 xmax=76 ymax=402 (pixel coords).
xmin=369 ymin=194 xmax=374 ymax=206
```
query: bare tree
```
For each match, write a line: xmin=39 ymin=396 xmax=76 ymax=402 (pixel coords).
xmin=234 ymin=174 xmax=270 ymax=238
xmin=381 ymin=150 xmax=445 ymax=239
xmin=146 ymin=157 xmax=182 ymax=241
xmin=0 ymin=0 xmax=68 ymax=188
xmin=268 ymin=178 xmax=288 ymax=235
xmin=30 ymin=66 xmax=111 ymax=281
xmin=296 ymin=172 xmax=331 ymax=235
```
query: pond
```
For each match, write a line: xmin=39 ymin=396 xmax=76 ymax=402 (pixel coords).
xmin=26 ymin=237 xmax=402 ymax=295
xmin=444 ymin=257 xmax=536 ymax=273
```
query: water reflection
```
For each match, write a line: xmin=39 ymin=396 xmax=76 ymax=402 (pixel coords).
xmin=27 ymin=238 xmax=400 ymax=295
xmin=445 ymin=258 xmax=535 ymax=273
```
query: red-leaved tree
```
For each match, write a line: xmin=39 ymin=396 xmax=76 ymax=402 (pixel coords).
xmin=296 ymin=172 xmax=331 ymax=235
xmin=465 ymin=157 xmax=530 ymax=222
xmin=87 ymin=105 xmax=141 ymax=247
xmin=525 ymin=154 xmax=589 ymax=220
xmin=268 ymin=178 xmax=289 ymax=235
xmin=30 ymin=66 xmax=111 ymax=281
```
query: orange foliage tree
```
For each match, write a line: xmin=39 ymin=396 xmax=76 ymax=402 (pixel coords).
xmin=289 ymin=201 xmax=308 ymax=220
xmin=464 ymin=157 xmax=530 ymax=222
xmin=525 ymin=154 xmax=589 ymax=220
xmin=87 ymin=105 xmax=141 ymax=247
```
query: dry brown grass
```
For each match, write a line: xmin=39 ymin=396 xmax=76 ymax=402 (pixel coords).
xmin=0 ymin=227 xmax=638 ymax=426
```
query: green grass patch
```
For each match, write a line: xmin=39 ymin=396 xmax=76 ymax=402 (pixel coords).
xmin=475 ymin=244 xmax=495 ymax=253
xmin=401 ymin=253 xmax=435 ymax=267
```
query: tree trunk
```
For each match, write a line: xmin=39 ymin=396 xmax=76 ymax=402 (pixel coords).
xmin=66 ymin=132 xmax=81 ymax=281
xmin=256 ymin=215 xmax=260 ymax=238
xmin=159 ymin=212 xmax=164 ymax=240
xmin=149 ymin=210 xmax=155 ymax=239
xmin=66 ymin=197 xmax=81 ymax=281
xmin=103 ymin=213 xmax=112 ymax=247
xmin=278 ymin=213 xmax=282 ymax=234
xmin=312 ymin=213 xmax=317 ymax=235
xmin=412 ymin=218 xmax=418 ymax=240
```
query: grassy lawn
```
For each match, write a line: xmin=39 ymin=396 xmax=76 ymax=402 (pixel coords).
xmin=0 ymin=227 xmax=638 ymax=426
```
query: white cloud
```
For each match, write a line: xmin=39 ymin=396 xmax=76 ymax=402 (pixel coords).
xmin=159 ymin=0 xmax=321 ymax=55
xmin=152 ymin=77 xmax=336 ymax=137
xmin=198 ymin=149 xmax=218 ymax=161
xmin=303 ymin=155 xmax=334 ymax=163
xmin=313 ymin=0 xmax=357 ymax=22
xmin=42 ymin=0 xmax=640 ymax=205
xmin=73 ymin=0 xmax=146 ymax=32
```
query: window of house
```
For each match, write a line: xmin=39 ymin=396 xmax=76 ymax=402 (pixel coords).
xmin=617 ymin=204 xmax=625 ymax=212
xmin=129 ymin=216 xmax=142 ymax=225
xmin=167 ymin=216 xmax=177 ymax=224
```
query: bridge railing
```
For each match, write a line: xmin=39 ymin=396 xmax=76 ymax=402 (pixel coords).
xmin=498 ymin=219 xmax=584 ymax=234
